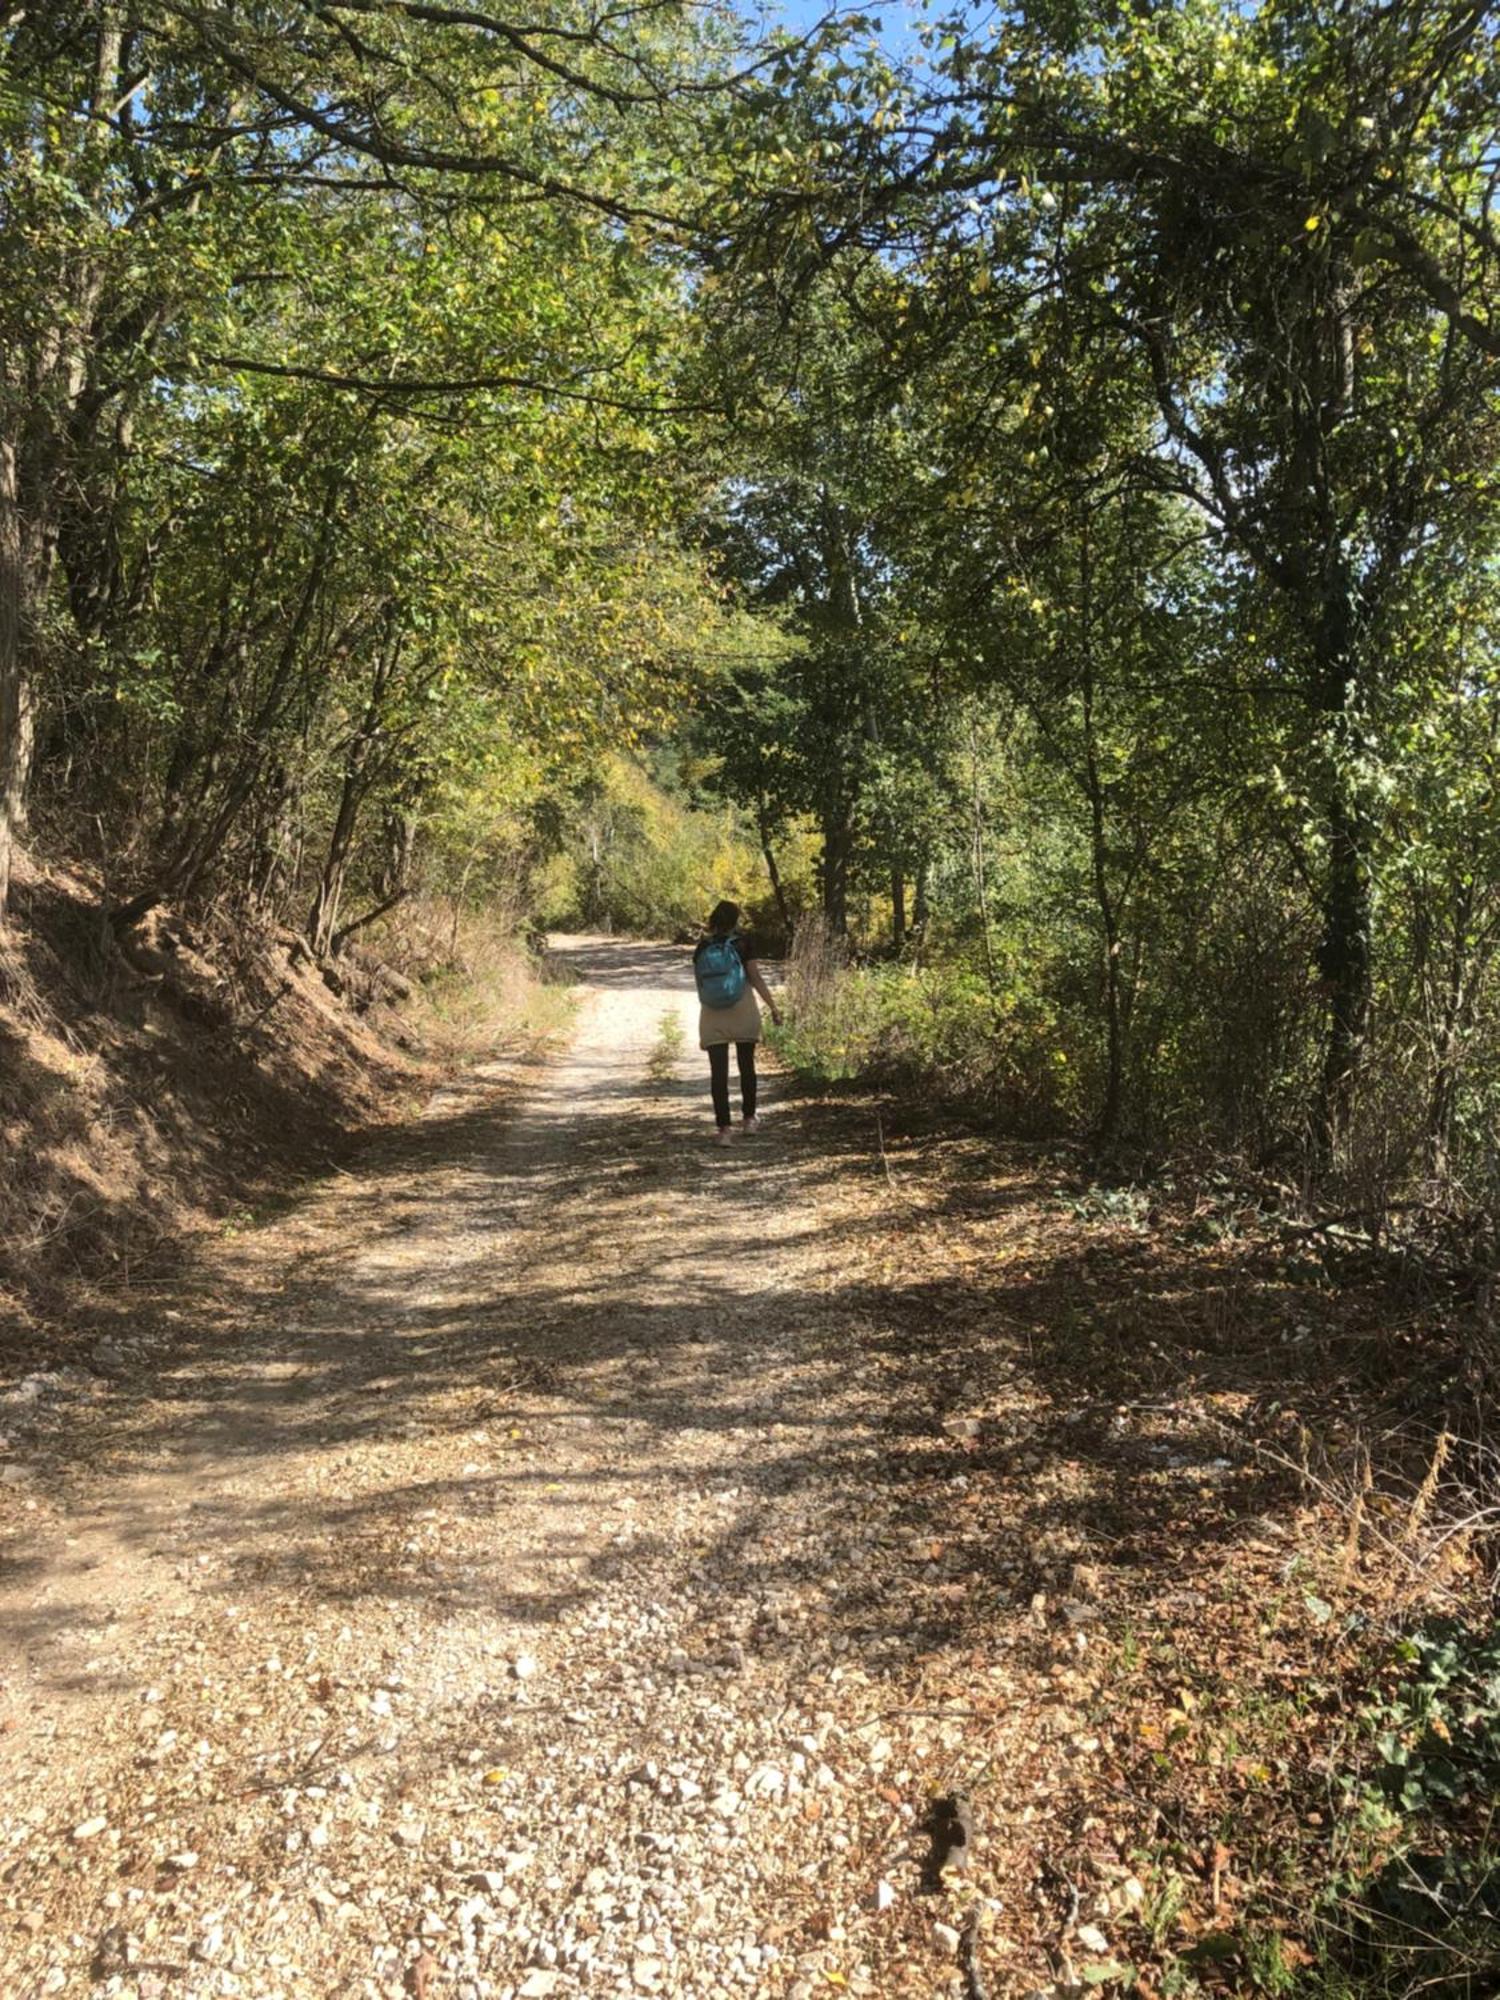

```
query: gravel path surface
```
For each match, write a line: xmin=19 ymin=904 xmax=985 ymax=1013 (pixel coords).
xmin=1 ymin=939 xmax=1048 ymax=2000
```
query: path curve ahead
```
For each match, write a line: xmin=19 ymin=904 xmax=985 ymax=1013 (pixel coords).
xmin=1 ymin=938 xmax=1017 ymax=2000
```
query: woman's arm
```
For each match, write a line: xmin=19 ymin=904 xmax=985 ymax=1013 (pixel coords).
xmin=743 ymin=958 xmax=782 ymax=1026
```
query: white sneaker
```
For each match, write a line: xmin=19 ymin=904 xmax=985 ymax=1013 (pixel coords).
xmin=714 ymin=1127 xmax=735 ymax=1146
xmin=742 ymin=1116 xmax=760 ymax=1134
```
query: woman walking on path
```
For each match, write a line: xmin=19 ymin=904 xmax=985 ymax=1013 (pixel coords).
xmin=693 ymin=900 xmax=781 ymax=1145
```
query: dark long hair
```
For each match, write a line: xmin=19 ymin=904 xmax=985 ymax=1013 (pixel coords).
xmin=706 ymin=899 xmax=740 ymax=937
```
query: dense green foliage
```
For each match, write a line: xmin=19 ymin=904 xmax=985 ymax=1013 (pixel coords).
xmin=0 ymin=0 xmax=760 ymax=948
xmin=704 ymin=0 xmax=1500 ymax=1198
xmin=4 ymin=0 xmax=1499 ymax=1202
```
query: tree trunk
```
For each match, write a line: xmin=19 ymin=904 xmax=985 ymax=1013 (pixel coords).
xmin=912 ymin=860 xmax=929 ymax=933
xmin=1078 ymin=534 xmax=1123 ymax=1146
xmin=1087 ymin=820 xmax=1124 ymax=1145
xmin=1424 ymin=877 xmax=1475 ymax=1180
xmin=5 ymin=8 xmax=131 ymax=917
xmin=307 ymin=774 xmax=363 ymax=958
xmin=0 ymin=440 xmax=28 ymax=920
xmin=377 ymin=806 xmax=416 ymax=904
xmin=331 ymin=886 xmax=410 ymax=957
xmin=891 ymin=869 xmax=906 ymax=951
xmin=967 ymin=727 xmax=998 ymax=999
xmin=308 ymin=630 xmax=399 ymax=956
xmin=820 ymin=807 xmax=850 ymax=935
xmin=1310 ymin=590 xmax=1373 ymax=1166
xmin=816 ymin=492 xmax=863 ymax=942
xmin=756 ymin=800 xmax=791 ymax=940
xmin=1314 ymin=788 xmax=1373 ymax=1163
xmin=0 ymin=11 xmax=138 ymax=922
xmin=251 ymin=766 xmax=302 ymax=910
xmin=150 ymin=490 xmax=343 ymax=909
xmin=586 ymin=823 xmax=607 ymax=927
xmin=0 ymin=435 xmax=46 ymax=924
xmin=1426 ymin=1046 xmax=1458 ymax=1183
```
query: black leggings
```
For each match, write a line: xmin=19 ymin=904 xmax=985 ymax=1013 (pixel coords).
xmin=708 ymin=1041 xmax=758 ymax=1128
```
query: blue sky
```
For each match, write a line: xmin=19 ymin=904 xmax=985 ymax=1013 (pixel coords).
xmin=760 ymin=0 xmax=933 ymax=57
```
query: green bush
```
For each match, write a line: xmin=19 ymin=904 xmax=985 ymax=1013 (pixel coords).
xmin=772 ymin=952 xmax=1073 ymax=1132
xmin=1330 ymin=1620 xmax=1500 ymax=1996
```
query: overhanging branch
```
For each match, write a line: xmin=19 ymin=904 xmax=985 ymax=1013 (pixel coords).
xmin=197 ymin=351 xmax=723 ymax=415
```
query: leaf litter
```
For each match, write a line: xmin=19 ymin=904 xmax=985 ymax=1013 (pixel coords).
xmin=2 ymin=938 xmax=1487 ymax=1998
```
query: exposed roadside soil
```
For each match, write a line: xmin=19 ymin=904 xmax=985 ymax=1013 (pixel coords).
xmin=0 ymin=938 xmax=1467 ymax=2000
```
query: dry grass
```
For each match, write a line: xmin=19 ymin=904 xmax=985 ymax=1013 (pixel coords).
xmin=386 ymin=900 xmax=577 ymax=1065
xmin=783 ymin=910 xmax=850 ymax=1018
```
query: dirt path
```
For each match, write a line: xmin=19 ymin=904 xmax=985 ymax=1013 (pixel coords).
xmin=2 ymin=938 xmax=1061 ymax=2000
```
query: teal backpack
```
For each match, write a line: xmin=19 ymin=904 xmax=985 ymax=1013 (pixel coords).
xmin=695 ymin=934 xmax=747 ymax=1009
